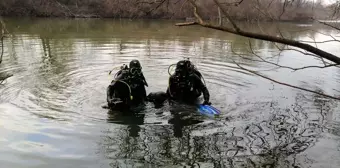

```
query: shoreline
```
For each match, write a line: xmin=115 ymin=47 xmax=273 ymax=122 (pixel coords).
xmin=1 ymin=15 xmax=320 ymax=25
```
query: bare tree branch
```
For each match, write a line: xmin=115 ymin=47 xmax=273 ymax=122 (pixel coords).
xmin=232 ymin=60 xmax=340 ymax=101
xmin=0 ymin=16 xmax=7 ymax=64
xmin=175 ymin=21 xmax=197 ymax=26
xmin=169 ymin=0 xmax=189 ymax=19
xmin=136 ymin=0 xmax=166 ymax=5
xmin=253 ymin=0 xmax=275 ymax=21
xmin=187 ymin=0 xmax=204 ymax=24
xmin=279 ymin=0 xmax=290 ymax=20
xmin=299 ymin=39 xmax=340 ymax=44
xmin=218 ymin=6 xmax=222 ymax=26
xmin=0 ymin=17 xmax=10 ymax=82
xmin=308 ymin=29 xmax=340 ymax=42
xmin=174 ymin=0 xmax=340 ymax=101
xmin=274 ymin=44 xmax=319 ymax=58
xmin=232 ymin=41 xmax=339 ymax=72
xmin=316 ymin=20 xmax=340 ymax=32
xmin=219 ymin=0 xmax=245 ymax=6
xmin=145 ymin=0 xmax=168 ymax=16
xmin=177 ymin=0 xmax=340 ymax=64
xmin=212 ymin=0 xmax=240 ymax=31
xmin=266 ymin=0 xmax=275 ymax=9
xmin=0 ymin=35 xmax=3 ymax=64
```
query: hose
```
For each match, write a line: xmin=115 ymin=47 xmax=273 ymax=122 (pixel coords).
xmin=109 ymin=66 xmax=119 ymax=75
xmin=168 ymin=78 xmax=173 ymax=98
xmin=110 ymin=79 xmax=133 ymax=101
xmin=167 ymin=64 xmax=176 ymax=76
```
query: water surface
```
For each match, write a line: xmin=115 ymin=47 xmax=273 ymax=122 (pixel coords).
xmin=0 ymin=18 xmax=340 ymax=167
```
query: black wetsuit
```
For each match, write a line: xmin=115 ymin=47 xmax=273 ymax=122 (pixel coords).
xmin=166 ymin=72 xmax=210 ymax=104
xmin=107 ymin=68 xmax=147 ymax=109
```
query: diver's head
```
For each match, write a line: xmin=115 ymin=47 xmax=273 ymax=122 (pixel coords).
xmin=175 ymin=60 xmax=190 ymax=77
xmin=129 ymin=60 xmax=142 ymax=76
xmin=129 ymin=60 xmax=142 ymax=69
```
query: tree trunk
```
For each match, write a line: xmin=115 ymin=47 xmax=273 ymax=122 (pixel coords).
xmin=218 ymin=7 xmax=222 ymax=26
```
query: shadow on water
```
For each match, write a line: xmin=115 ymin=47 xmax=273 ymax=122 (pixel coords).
xmin=106 ymin=106 xmax=147 ymax=138
xmin=106 ymin=101 xmax=205 ymax=138
xmin=167 ymin=102 xmax=205 ymax=138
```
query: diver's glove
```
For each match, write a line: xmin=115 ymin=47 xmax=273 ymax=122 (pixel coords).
xmin=203 ymin=100 xmax=211 ymax=105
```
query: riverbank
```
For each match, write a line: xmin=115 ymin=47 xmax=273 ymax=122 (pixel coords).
xmin=0 ymin=0 xmax=330 ymax=22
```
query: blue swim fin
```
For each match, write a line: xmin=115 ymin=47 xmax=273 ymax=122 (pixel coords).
xmin=198 ymin=105 xmax=211 ymax=115
xmin=205 ymin=105 xmax=221 ymax=115
xmin=198 ymin=104 xmax=220 ymax=115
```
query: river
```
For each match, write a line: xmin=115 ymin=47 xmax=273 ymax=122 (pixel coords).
xmin=0 ymin=17 xmax=340 ymax=168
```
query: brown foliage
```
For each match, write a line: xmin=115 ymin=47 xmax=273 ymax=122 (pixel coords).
xmin=0 ymin=0 xmax=334 ymax=21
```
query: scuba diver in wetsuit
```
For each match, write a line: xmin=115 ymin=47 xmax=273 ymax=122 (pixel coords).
xmin=106 ymin=60 xmax=148 ymax=110
xmin=166 ymin=59 xmax=211 ymax=105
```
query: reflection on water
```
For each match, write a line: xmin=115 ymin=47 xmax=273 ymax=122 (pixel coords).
xmin=0 ymin=18 xmax=340 ymax=167
xmin=101 ymin=92 xmax=337 ymax=167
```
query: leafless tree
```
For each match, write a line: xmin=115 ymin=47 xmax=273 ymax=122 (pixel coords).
xmin=0 ymin=16 xmax=6 ymax=64
xmin=175 ymin=0 xmax=340 ymax=100
xmin=0 ymin=0 xmax=327 ymax=20
xmin=0 ymin=16 xmax=13 ymax=84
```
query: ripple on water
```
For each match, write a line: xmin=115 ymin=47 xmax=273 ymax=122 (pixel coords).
xmin=1 ymin=19 xmax=340 ymax=167
xmin=9 ymin=141 xmax=59 ymax=154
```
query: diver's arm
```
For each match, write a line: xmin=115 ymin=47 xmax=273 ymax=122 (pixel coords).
xmin=202 ymin=86 xmax=211 ymax=105
xmin=107 ymin=82 xmax=115 ymax=103
xmin=194 ymin=75 xmax=211 ymax=105
xmin=141 ymin=85 xmax=147 ymax=99
xmin=167 ymin=76 xmax=177 ymax=98
xmin=141 ymin=73 xmax=148 ymax=87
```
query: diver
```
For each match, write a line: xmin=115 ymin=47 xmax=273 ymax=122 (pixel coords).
xmin=106 ymin=60 xmax=148 ymax=110
xmin=166 ymin=59 xmax=211 ymax=105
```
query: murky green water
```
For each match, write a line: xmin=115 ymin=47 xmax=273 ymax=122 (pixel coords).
xmin=0 ymin=18 xmax=340 ymax=168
